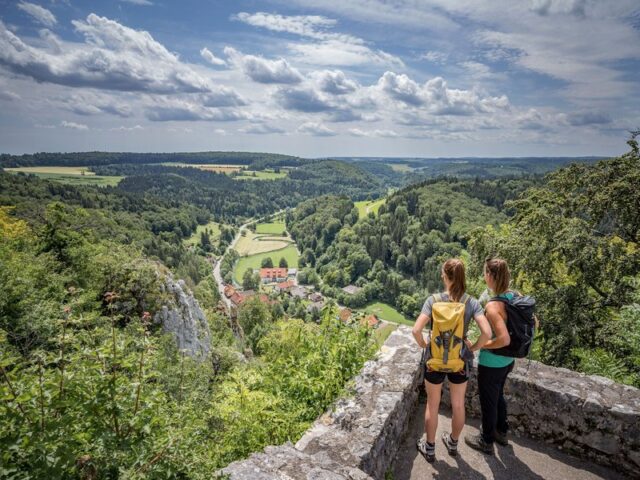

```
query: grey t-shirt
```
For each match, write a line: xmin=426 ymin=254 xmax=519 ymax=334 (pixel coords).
xmin=420 ymin=292 xmax=483 ymax=331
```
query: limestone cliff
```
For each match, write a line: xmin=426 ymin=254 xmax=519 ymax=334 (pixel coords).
xmin=153 ymin=275 xmax=211 ymax=360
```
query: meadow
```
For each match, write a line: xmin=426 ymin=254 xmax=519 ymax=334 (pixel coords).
xmin=234 ymin=170 xmax=288 ymax=180
xmin=6 ymin=167 xmax=123 ymax=186
xmin=354 ymin=198 xmax=385 ymax=219
xmin=360 ymin=302 xmax=413 ymax=326
xmin=183 ymin=221 xmax=221 ymax=247
xmin=233 ymin=245 xmax=299 ymax=284
xmin=255 ymin=221 xmax=287 ymax=235
xmin=234 ymin=231 xmax=292 ymax=256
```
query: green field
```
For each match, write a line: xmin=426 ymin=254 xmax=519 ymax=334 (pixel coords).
xmin=233 ymin=245 xmax=299 ymax=284
xmin=360 ymin=302 xmax=414 ymax=326
xmin=184 ymin=221 xmax=221 ymax=247
xmin=6 ymin=168 xmax=122 ymax=187
xmin=234 ymin=170 xmax=287 ymax=180
xmin=373 ymin=323 xmax=397 ymax=346
xmin=255 ymin=222 xmax=286 ymax=235
xmin=387 ymin=163 xmax=414 ymax=173
xmin=355 ymin=198 xmax=385 ymax=219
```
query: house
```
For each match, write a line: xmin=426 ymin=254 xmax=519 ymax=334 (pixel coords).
xmin=342 ymin=285 xmax=362 ymax=295
xmin=275 ymin=280 xmax=296 ymax=293
xmin=229 ymin=292 xmax=244 ymax=307
xmin=289 ymin=286 xmax=307 ymax=299
xmin=223 ymin=285 xmax=236 ymax=298
xmin=259 ymin=268 xmax=288 ymax=284
xmin=338 ymin=308 xmax=352 ymax=323
xmin=309 ymin=292 xmax=323 ymax=303
xmin=360 ymin=314 xmax=380 ymax=328
xmin=287 ymin=268 xmax=298 ymax=278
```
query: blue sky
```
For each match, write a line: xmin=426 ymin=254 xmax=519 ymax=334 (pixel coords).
xmin=0 ymin=0 xmax=638 ymax=157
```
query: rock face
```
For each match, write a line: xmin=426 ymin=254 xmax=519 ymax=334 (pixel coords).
xmin=154 ymin=275 xmax=211 ymax=360
xmin=441 ymin=358 xmax=640 ymax=477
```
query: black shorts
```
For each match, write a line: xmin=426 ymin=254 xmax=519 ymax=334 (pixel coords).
xmin=423 ymin=362 xmax=469 ymax=385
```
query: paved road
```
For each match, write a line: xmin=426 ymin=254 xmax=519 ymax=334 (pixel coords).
xmin=392 ymin=402 xmax=625 ymax=480
xmin=212 ymin=220 xmax=252 ymax=311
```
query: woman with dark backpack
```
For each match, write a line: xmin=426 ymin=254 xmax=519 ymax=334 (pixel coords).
xmin=465 ymin=257 xmax=518 ymax=454
xmin=412 ymin=258 xmax=491 ymax=463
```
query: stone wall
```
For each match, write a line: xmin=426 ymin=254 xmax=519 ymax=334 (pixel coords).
xmin=219 ymin=327 xmax=640 ymax=479
xmin=220 ymin=326 xmax=422 ymax=479
xmin=441 ymin=358 xmax=640 ymax=477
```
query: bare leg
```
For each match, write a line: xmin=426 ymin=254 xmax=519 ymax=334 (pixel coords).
xmin=424 ymin=381 xmax=442 ymax=443
xmin=449 ymin=381 xmax=468 ymax=441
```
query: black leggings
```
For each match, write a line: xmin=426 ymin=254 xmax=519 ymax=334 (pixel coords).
xmin=478 ymin=362 xmax=514 ymax=444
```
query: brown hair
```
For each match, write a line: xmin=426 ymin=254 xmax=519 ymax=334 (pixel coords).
xmin=484 ymin=257 xmax=510 ymax=295
xmin=442 ymin=258 xmax=466 ymax=302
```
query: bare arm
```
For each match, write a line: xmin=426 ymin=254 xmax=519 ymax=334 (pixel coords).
xmin=412 ymin=313 xmax=430 ymax=349
xmin=469 ymin=313 xmax=491 ymax=352
xmin=482 ymin=301 xmax=511 ymax=349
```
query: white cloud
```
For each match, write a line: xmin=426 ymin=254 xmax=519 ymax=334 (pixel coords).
xmin=224 ymin=46 xmax=303 ymax=84
xmin=420 ymin=51 xmax=449 ymax=64
xmin=0 ymin=15 xmax=215 ymax=94
xmin=120 ymin=0 xmax=153 ymax=5
xmin=144 ymin=98 xmax=249 ymax=122
xmin=60 ymin=92 xmax=133 ymax=118
xmin=200 ymin=47 xmax=226 ymax=66
xmin=313 ymin=70 xmax=358 ymax=95
xmin=17 ymin=2 xmax=57 ymax=27
xmin=235 ymin=11 xmax=403 ymax=68
xmin=297 ymin=122 xmax=337 ymax=136
xmin=348 ymin=128 xmax=398 ymax=138
xmin=61 ymin=120 xmax=88 ymax=130
xmin=274 ymin=86 xmax=333 ymax=112
xmin=111 ymin=125 xmax=144 ymax=131
xmin=0 ymin=90 xmax=20 ymax=101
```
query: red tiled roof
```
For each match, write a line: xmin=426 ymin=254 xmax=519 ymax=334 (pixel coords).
xmin=277 ymin=280 xmax=295 ymax=289
xmin=362 ymin=314 xmax=380 ymax=328
xmin=259 ymin=268 xmax=288 ymax=278
xmin=339 ymin=308 xmax=352 ymax=322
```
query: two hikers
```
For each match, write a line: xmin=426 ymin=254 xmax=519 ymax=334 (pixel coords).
xmin=412 ymin=259 xmax=491 ymax=462
xmin=413 ymin=257 xmax=535 ymax=461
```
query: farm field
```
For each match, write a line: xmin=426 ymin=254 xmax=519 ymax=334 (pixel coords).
xmin=233 ymin=245 xmax=299 ymax=284
xmin=6 ymin=167 xmax=123 ymax=186
xmin=355 ymin=198 xmax=385 ymax=219
xmin=234 ymin=170 xmax=287 ymax=180
xmin=184 ymin=221 xmax=221 ymax=247
xmin=234 ymin=231 xmax=292 ymax=256
xmin=387 ymin=163 xmax=415 ymax=172
xmin=255 ymin=222 xmax=286 ymax=235
xmin=360 ymin=302 xmax=413 ymax=326
xmin=161 ymin=163 xmax=244 ymax=173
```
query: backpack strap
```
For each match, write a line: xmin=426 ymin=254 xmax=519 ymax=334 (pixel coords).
xmin=433 ymin=293 xmax=442 ymax=303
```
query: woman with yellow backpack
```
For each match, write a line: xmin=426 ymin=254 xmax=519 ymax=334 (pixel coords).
xmin=412 ymin=258 xmax=491 ymax=463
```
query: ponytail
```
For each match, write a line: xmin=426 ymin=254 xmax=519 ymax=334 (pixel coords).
xmin=484 ymin=257 xmax=510 ymax=295
xmin=442 ymin=258 xmax=466 ymax=302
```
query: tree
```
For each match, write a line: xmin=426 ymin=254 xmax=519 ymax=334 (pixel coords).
xmin=261 ymin=257 xmax=274 ymax=268
xmin=279 ymin=257 xmax=288 ymax=268
xmin=242 ymin=268 xmax=259 ymax=291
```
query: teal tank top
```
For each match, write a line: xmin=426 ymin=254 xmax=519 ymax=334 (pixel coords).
xmin=478 ymin=292 xmax=515 ymax=368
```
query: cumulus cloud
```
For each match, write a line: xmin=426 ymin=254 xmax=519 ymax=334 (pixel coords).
xmin=421 ymin=51 xmax=449 ymax=63
xmin=144 ymin=98 xmax=249 ymax=122
xmin=313 ymin=70 xmax=358 ymax=95
xmin=200 ymin=87 xmax=247 ymax=107
xmin=348 ymin=128 xmax=398 ymax=138
xmin=566 ymin=111 xmax=612 ymax=126
xmin=61 ymin=120 xmax=88 ymax=130
xmin=111 ymin=125 xmax=144 ymax=131
xmin=17 ymin=2 xmax=57 ymax=27
xmin=274 ymin=86 xmax=333 ymax=112
xmin=0 ymin=15 xmax=215 ymax=94
xmin=297 ymin=122 xmax=337 ymax=136
xmin=376 ymin=71 xmax=510 ymax=115
xmin=61 ymin=92 xmax=133 ymax=118
xmin=224 ymin=46 xmax=303 ymax=84
xmin=200 ymin=47 xmax=226 ymax=66
xmin=235 ymin=11 xmax=403 ymax=68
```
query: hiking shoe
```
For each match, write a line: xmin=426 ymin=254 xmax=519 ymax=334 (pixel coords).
xmin=494 ymin=430 xmax=508 ymax=446
xmin=441 ymin=432 xmax=458 ymax=456
xmin=465 ymin=434 xmax=494 ymax=455
xmin=417 ymin=435 xmax=435 ymax=463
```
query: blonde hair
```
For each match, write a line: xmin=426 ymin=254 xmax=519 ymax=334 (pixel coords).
xmin=442 ymin=258 xmax=466 ymax=302
xmin=484 ymin=257 xmax=510 ymax=295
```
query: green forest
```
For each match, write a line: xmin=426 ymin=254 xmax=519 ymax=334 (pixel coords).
xmin=1 ymin=137 xmax=638 ymax=478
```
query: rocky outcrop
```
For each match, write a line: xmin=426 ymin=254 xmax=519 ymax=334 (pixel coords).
xmin=154 ymin=275 xmax=211 ymax=360
xmin=441 ymin=358 xmax=640 ymax=477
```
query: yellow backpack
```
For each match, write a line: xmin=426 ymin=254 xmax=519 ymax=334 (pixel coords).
xmin=426 ymin=293 xmax=469 ymax=373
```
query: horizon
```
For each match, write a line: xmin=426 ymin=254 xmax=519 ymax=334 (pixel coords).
xmin=1 ymin=1 xmax=639 ymax=157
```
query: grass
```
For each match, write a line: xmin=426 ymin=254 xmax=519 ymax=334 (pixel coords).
xmin=255 ymin=222 xmax=286 ymax=235
xmin=387 ymin=163 xmax=414 ymax=172
xmin=355 ymin=198 xmax=385 ymax=219
xmin=233 ymin=245 xmax=299 ymax=284
xmin=7 ymin=168 xmax=122 ymax=187
xmin=234 ymin=170 xmax=288 ymax=180
xmin=161 ymin=163 xmax=244 ymax=173
xmin=360 ymin=302 xmax=414 ymax=326
xmin=235 ymin=231 xmax=292 ymax=256
xmin=373 ymin=323 xmax=397 ymax=347
xmin=184 ymin=221 xmax=221 ymax=247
